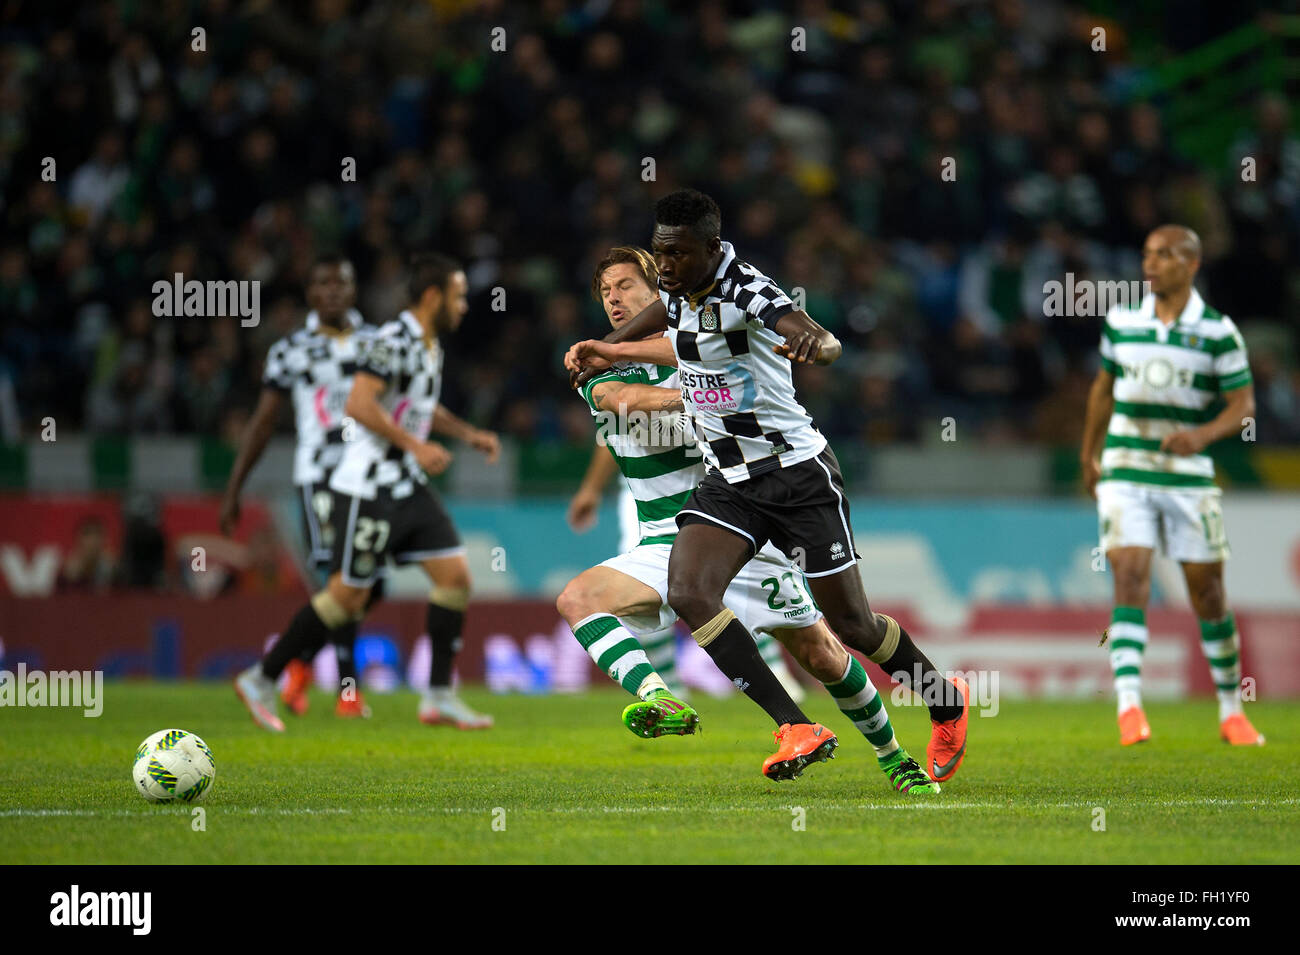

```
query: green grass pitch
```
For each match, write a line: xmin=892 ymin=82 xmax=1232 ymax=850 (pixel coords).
xmin=1 ymin=682 xmax=1295 ymax=864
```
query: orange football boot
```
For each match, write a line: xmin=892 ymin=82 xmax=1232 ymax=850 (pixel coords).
xmin=761 ymin=722 xmax=837 ymax=781
xmin=1220 ymin=712 xmax=1264 ymax=746
xmin=336 ymin=692 xmax=371 ymax=719
xmin=280 ymin=659 xmax=311 ymax=716
xmin=1118 ymin=705 xmax=1151 ymax=746
xmin=927 ymin=676 xmax=969 ymax=781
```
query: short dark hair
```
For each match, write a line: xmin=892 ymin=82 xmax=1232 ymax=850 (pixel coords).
xmin=408 ymin=252 xmax=462 ymax=302
xmin=591 ymin=246 xmax=659 ymax=302
xmin=655 ymin=189 xmax=721 ymax=242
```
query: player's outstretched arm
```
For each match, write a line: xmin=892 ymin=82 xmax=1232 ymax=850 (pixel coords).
xmin=568 ymin=299 xmax=670 ymax=388
xmin=219 ymin=387 xmax=285 ymax=535
xmin=431 ymin=404 xmax=500 ymax=464
xmin=772 ymin=311 xmax=841 ymax=365
xmin=345 ymin=372 xmax=452 ymax=475
xmin=606 ymin=298 xmax=668 ymax=344
xmin=566 ymin=335 xmax=676 ymax=377
xmin=589 ymin=381 xmax=685 ymax=415
xmin=1079 ymin=368 xmax=1115 ymax=498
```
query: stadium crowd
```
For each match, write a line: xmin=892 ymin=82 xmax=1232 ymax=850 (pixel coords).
xmin=1 ymin=0 xmax=1298 ymax=452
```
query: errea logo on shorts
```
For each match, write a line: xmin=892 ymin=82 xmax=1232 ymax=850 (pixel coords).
xmin=830 ymin=541 xmax=846 ymax=560
xmin=50 ymin=885 xmax=151 ymax=935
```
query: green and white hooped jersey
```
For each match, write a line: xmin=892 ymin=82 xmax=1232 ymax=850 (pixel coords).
xmin=1099 ymin=290 xmax=1251 ymax=489
xmin=581 ymin=362 xmax=704 ymax=545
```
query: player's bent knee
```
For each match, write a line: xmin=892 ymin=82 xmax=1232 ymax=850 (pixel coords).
xmin=556 ymin=578 xmax=595 ymax=622
xmin=783 ymin=627 xmax=847 ymax=683
xmin=430 ymin=583 xmax=470 ymax=612
xmin=666 ymin=582 xmax=717 ymax=629
xmin=318 ymin=585 xmax=367 ymax=622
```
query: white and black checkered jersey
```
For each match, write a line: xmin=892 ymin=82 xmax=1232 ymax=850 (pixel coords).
xmin=663 ymin=240 xmax=826 ymax=482
xmin=262 ymin=308 xmax=369 ymax=486
xmin=329 ymin=309 xmax=443 ymax=500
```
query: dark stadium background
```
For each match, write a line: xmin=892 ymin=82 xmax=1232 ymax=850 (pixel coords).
xmin=0 ymin=0 xmax=1297 ymax=696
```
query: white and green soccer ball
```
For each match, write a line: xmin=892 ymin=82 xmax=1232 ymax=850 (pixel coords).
xmin=132 ymin=729 xmax=216 ymax=803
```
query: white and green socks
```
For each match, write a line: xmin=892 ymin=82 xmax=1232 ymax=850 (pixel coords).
xmin=824 ymin=655 xmax=901 ymax=762
xmin=1108 ymin=606 xmax=1148 ymax=713
xmin=572 ymin=613 xmax=667 ymax=701
xmin=1199 ymin=613 xmax=1243 ymax=721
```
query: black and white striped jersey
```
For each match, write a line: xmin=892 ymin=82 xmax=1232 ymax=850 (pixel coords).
xmin=262 ymin=308 xmax=369 ymax=486
xmin=663 ymin=241 xmax=826 ymax=482
xmin=329 ymin=309 xmax=443 ymax=500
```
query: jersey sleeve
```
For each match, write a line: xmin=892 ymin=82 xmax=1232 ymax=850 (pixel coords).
xmin=580 ymin=369 xmax=626 ymax=412
xmin=734 ymin=275 xmax=796 ymax=330
xmin=1098 ymin=309 xmax=1118 ymax=374
xmin=1214 ymin=317 xmax=1252 ymax=391
xmin=261 ymin=339 xmax=293 ymax=392
xmin=355 ymin=329 xmax=400 ymax=386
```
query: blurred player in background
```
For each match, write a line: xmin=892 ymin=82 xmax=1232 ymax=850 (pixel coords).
xmin=221 ymin=254 xmax=373 ymax=718
xmin=1081 ymin=225 xmax=1265 ymax=748
xmin=236 ymin=252 xmax=501 ymax=731
xmin=559 ymin=244 xmax=940 ymax=790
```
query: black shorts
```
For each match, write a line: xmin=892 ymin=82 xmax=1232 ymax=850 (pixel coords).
xmin=298 ymin=482 xmax=337 ymax=571
xmin=676 ymin=445 xmax=861 ymax=577
xmin=328 ymin=483 xmax=463 ymax=587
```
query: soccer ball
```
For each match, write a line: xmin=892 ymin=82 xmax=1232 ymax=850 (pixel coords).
xmin=132 ymin=729 xmax=216 ymax=803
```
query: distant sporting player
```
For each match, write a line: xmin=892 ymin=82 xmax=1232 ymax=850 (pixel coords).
xmin=236 ymin=252 xmax=501 ymax=731
xmin=221 ymin=254 xmax=373 ymax=718
xmin=566 ymin=227 xmax=964 ymax=785
xmin=1080 ymin=224 xmax=1264 ymax=747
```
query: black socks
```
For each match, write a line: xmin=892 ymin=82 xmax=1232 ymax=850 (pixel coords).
xmin=426 ymin=603 xmax=465 ymax=688
xmin=879 ymin=623 xmax=964 ymax=723
xmin=262 ymin=602 xmax=332 ymax=681
xmin=703 ymin=618 xmax=809 ymax=727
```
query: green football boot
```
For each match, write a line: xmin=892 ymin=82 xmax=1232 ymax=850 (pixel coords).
xmin=621 ymin=690 xmax=699 ymax=739
xmin=879 ymin=749 xmax=941 ymax=795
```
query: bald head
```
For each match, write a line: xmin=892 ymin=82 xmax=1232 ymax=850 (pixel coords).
xmin=1150 ymin=224 xmax=1201 ymax=263
xmin=1142 ymin=224 xmax=1200 ymax=298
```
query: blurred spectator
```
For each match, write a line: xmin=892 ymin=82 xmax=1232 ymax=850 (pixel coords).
xmin=0 ymin=0 xmax=1292 ymax=457
xmin=57 ymin=517 xmax=118 ymax=593
xmin=118 ymin=492 xmax=167 ymax=591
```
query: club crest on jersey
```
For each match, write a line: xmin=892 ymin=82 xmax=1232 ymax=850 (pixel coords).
xmin=699 ymin=304 xmax=719 ymax=331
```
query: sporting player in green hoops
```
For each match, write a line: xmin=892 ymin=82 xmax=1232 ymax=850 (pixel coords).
xmin=1081 ymin=224 xmax=1264 ymax=748
xmin=556 ymin=246 xmax=937 ymax=793
xmin=568 ymin=194 xmax=968 ymax=787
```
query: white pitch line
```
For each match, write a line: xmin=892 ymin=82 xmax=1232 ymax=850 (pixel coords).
xmin=1 ymin=797 xmax=1297 ymax=819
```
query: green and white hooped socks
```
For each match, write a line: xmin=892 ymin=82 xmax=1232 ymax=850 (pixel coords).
xmin=1109 ymin=606 xmax=1148 ymax=713
xmin=572 ymin=613 xmax=666 ymax=700
xmin=825 ymin=654 xmax=900 ymax=761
